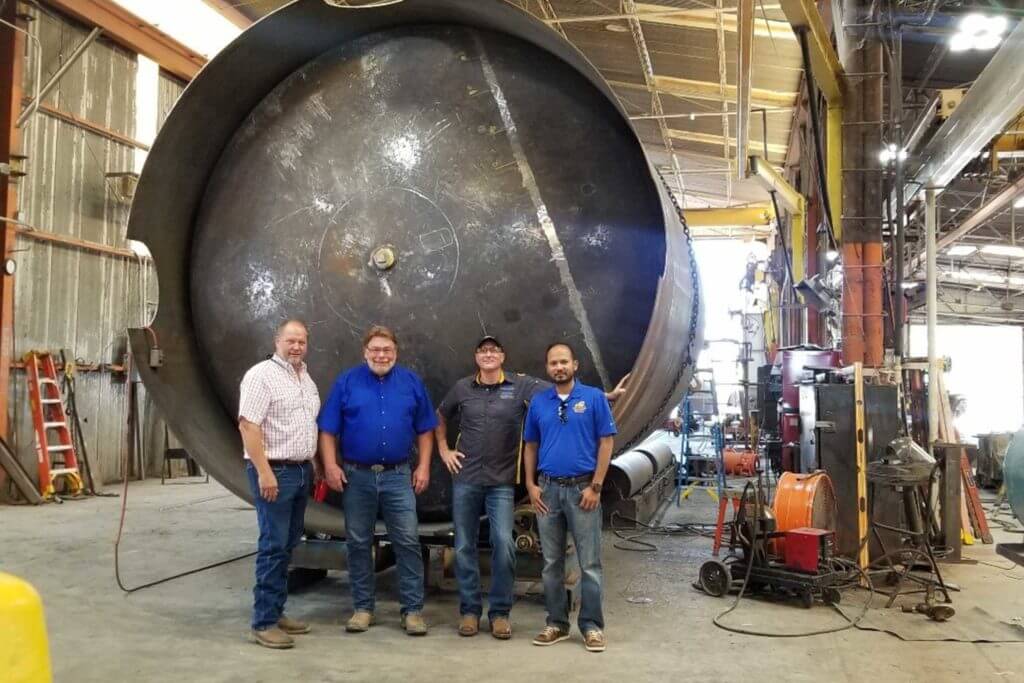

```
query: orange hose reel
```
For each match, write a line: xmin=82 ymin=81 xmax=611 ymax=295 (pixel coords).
xmin=772 ymin=471 xmax=838 ymax=552
xmin=723 ymin=448 xmax=758 ymax=477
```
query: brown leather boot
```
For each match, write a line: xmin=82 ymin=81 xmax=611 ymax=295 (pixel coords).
xmin=278 ymin=616 xmax=311 ymax=634
xmin=490 ymin=616 xmax=512 ymax=640
xmin=250 ymin=626 xmax=294 ymax=649
xmin=401 ymin=612 xmax=428 ymax=636
xmin=345 ymin=611 xmax=375 ymax=633
xmin=458 ymin=614 xmax=479 ymax=637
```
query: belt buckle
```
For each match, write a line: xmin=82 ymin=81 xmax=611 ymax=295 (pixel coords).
xmin=371 ymin=464 xmax=385 ymax=473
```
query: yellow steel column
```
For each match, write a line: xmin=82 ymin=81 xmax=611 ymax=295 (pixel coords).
xmin=791 ymin=201 xmax=806 ymax=283
xmin=827 ymin=104 xmax=843 ymax=242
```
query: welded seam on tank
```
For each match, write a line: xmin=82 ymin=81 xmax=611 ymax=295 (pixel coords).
xmin=473 ymin=36 xmax=611 ymax=388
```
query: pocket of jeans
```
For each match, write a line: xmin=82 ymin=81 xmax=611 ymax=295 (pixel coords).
xmin=572 ymin=486 xmax=584 ymax=506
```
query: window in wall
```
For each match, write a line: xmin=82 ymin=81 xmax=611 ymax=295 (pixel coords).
xmin=909 ymin=324 xmax=1024 ymax=441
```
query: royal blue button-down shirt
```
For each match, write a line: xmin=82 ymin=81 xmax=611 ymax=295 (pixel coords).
xmin=523 ymin=381 xmax=617 ymax=478
xmin=317 ymin=364 xmax=438 ymax=465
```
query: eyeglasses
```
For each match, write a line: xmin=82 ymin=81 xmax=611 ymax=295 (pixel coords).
xmin=558 ymin=400 xmax=569 ymax=424
xmin=366 ymin=346 xmax=396 ymax=355
xmin=476 ymin=348 xmax=502 ymax=355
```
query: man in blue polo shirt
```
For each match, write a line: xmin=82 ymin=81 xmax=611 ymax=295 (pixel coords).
xmin=523 ymin=342 xmax=616 ymax=654
xmin=318 ymin=325 xmax=437 ymax=636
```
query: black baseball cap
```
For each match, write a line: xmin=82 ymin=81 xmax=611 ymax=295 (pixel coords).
xmin=476 ymin=335 xmax=503 ymax=351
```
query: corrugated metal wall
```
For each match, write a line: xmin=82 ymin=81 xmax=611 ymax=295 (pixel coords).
xmin=7 ymin=4 xmax=180 ymax=490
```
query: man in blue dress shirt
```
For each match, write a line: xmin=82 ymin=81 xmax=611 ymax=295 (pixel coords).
xmin=318 ymin=325 xmax=438 ymax=636
xmin=523 ymin=342 xmax=616 ymax=653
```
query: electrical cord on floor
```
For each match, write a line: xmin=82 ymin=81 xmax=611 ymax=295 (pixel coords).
xmin=711 ymin=484 xmax=876 ymax=637
xmin=609 ymin=508 xmax=722 ymax=552
xmin=113 ymin=430 xmax=255 ymax=594
xmin=984 ymin=504 xmax=1024 ymax=534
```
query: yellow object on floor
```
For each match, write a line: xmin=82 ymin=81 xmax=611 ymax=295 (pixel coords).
xmin=0 ymin=572 xmax=52 ymax=683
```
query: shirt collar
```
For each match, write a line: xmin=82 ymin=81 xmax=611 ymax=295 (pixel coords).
xmin=271 ymin=354 xmax=306 ymax=375
xmin=549 ymin=380 xmax=580 ymax=401
xmin=474 ymin=369 xmax=507 ymax=387
xmin=362 ymin=362 xmax=395 ymax=380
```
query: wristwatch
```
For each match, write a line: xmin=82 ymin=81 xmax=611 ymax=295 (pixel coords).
xmin=589 ymin=481 xmax=603 ymax=494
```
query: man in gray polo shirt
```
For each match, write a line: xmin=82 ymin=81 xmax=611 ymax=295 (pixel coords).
xmin=436 ymin=336 xmax=624 ymax=640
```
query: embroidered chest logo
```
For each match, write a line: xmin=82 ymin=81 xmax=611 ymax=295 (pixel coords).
xmin=573 ymin=400 xmax=587 ymax=414
xmin=499 ymin=388 xmax=515 ymax=400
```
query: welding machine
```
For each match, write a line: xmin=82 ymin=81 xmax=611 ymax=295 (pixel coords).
xmin=782 ymin=527 xmax=835 ymax=573
xmin=699 ymin=481 xmax=842 ymax=608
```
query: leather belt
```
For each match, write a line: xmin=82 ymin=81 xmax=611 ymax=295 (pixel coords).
xmin=539 ymin=473 xmax=592 ymax=486
xmin=347 ymin=461 xmax=402 ymax=472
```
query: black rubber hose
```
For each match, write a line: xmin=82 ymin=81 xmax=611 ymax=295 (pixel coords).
xmin=797 ymin=28 xmax=839 ymax=252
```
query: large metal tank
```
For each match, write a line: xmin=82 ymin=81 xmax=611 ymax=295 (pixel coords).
xmin=1005 ymin=430 xmax=1024 ymax=526
xmin=127 ymin=0 xmax=702 ymax=535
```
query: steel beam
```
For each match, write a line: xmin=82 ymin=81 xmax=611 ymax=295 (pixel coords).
xmin=909 ymin=174 xmax=1024 ymax=274
xmin=0 ymin=3 xmax=24 ymax=440
xmin=42 ymin=0 xmax=205 ymax=81
xmin=926 ymin=188 xmax=938 ymax=449
xmin=691 ymin=225 xmax=776 ymax=239
xmin=542 ymin=4 xmax=794 ymax=39
xmin=736 ymin=0 xmax=755 ymax=179
xmin=748 ymin=155 xmax=801 ymax=212
xmin=780 ymin=0 xmax=845 ymax=105
xmin=632 ymin=3 xmax=795 ymax=39
xmin=827 ymin=104 xmax=842 ymax=241
xmin=667 ymin=129 xmax=787 ymax=157
xmin=684 ymin=205 xmax=773 ymax=227
xmin=17 ymin=27 xmax=101 ymax=127
xmin=908 ymin=19 xmax=1024 ymax=192
xmin=748 ymin=155 xmax=806 ymax=281
xmin=201 ymin=0 xmax=253 ymax=29
xmin=610 ymin=77 xmax=797 ymax=109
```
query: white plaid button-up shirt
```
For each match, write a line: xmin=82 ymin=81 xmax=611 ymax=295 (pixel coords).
xmin=238 ymin=355 xmax=320 ymax=461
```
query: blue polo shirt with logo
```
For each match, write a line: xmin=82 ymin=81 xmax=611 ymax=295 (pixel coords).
xmin=317 ymin=363 xmax=438 ymax=465
xmin=523 ymin=381 xmax=617 ymax=477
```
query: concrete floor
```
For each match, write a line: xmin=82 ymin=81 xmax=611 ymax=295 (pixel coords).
xmin=3 ymin=479 xmax=1024 ymax=682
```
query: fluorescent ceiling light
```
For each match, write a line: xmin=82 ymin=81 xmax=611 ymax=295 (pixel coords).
xmin=986 ymin=15 xmax=1009 ymax=36
xmin=1014 ymin=196 xmax=1024 ymax=209
xmin=951 ymin=13 xmax=1008 ymax=52
xmin=947 ymin=245 xmax=977 ymax=257
xmin=901 ymin=282 xmax=920 ymax=290
xmin=974 ymin=32 xmax=1004 ymax=50
xmin=959 ymin=13 xmax=990 ymax=35
xmin=981 ymin=244 xmax=1024 ymax=258
xmin=950 ymin=32 xmax=975 ymax=52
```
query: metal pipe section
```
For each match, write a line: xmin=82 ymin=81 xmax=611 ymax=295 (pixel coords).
xmin=125 ymin=0 xmax=702 ymax=535
xmin=926 ymin=188 xmax=938 ymax=450
xmin=892 ymin=29 xmax=905 ymax=360
xmin=908 ymin=20 xmax=1024 ymax=193
xmin=605 ymin=437 xmax=675 ymax=500
xmin=16 ymin=28 xmax=101 ymax=128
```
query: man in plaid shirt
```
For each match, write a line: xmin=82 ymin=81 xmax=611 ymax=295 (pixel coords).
xmin=238 ymin=319 xmax=321 ymax=650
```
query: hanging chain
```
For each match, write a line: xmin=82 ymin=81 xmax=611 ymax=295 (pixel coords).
xmin=618 ymin=171 xmax=703 ymax=451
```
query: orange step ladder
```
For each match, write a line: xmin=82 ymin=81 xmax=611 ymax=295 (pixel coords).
xmin=25 ymin=351 xmax=83 ymax=499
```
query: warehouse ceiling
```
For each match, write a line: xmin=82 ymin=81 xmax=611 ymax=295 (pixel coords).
xmin=226 ymin=0 xmax=803 ymax=210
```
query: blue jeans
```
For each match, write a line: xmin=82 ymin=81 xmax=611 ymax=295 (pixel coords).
xmin=342 ymin=462 xmax=423 ymax=615
xmin=452 ymin=483 xmax=516 ymax=619
xmin=247 ymin=460 xmax=311 ymax=631
xmin=536 ymin=479 xmax=604 ymax=633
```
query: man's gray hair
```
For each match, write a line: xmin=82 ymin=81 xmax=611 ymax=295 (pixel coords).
xmin=275 ymin=319 xmax=309 ymax=339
